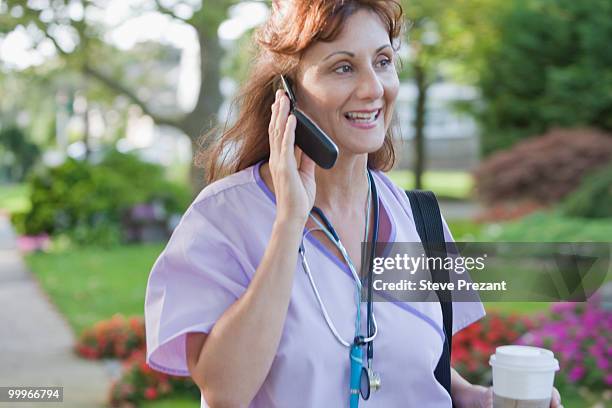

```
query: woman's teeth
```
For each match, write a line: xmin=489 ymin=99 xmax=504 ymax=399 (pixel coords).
xmin=345 ymin=110 xmax=380 ymax=123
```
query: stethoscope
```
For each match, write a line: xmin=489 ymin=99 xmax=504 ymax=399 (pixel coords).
xmin=298 ymin=168 xmax=381 ymax=407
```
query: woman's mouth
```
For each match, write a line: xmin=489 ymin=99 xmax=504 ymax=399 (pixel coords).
xmin=343 ymin=109 xmax=382 ymax=129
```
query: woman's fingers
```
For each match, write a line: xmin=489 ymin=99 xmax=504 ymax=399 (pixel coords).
xmin=550 ymin=387 xmax=562 ymax=408
xmin=298 ymin=147 xmax=316 ymax=176
xmin=294 ymin=145 xmax=302 ymax=167
xmin=281 ymin=114 xmax=297 ymax=163
xmin=483 ymin=386 xmax=493 ymax=408
xmin=277 ymin=94 xmax=291 ymax=140
xmin=269 ymin=90 xmax=291 ymax=164
xmin=268 ymin=91 xmax=280 ymax=162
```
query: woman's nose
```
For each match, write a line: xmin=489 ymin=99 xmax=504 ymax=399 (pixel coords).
xmin=356 ymin=68 xmax=384 ymax=101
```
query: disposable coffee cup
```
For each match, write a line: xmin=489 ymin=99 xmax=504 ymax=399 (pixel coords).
xmin=489 ymin=345 xmax=559 ymax=408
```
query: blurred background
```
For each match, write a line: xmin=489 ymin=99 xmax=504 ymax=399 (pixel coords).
xmin=0 ymin=0 xmax=610 ymax=407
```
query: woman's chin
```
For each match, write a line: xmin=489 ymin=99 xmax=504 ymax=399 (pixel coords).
xmin=331 ymin=129 xmax=386 ymax=157
xmin=339 ymin=141 xmax=386 ymax=157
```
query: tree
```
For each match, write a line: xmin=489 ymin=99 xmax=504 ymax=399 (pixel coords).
xmin=477 ymin=0 xmax=612 ymax=155
xmin=400 ymin=0 xmax=502 ymax=187
xmin=0 ymin=125 xmax=40 ymax=182
xmin=1 ymin=0 xmax=237 ymax=193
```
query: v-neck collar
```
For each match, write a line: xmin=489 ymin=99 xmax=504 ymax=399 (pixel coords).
xmin=252 ymin=160 xmax=397 ymax=276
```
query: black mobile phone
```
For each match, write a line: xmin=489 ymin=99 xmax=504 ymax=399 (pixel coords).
xmin=279 ymin=75 xmax=338 ymax=169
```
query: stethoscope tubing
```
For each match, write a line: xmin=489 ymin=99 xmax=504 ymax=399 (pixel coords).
xmin=298 ymin=169 xmax=379 ymax=348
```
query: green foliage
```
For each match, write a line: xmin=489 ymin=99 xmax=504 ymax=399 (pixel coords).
xmin=19 ymin=151 xmax=190 ymax=245
xmin=478 ymin=0 xmax=612 ymax=154
xmin=0 ymin=125 xmax=40 ymax=182
xmin=478 ymin=210 xmax=612 ymax=242
xmin=561 ymin=164 xmax=612 ymax=219
xmin=447 ymin=219 xmax=484 ymax=241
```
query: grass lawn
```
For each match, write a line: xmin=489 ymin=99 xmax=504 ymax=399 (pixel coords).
xmin=25 ymin=243 xmax=164 ymax=335
xmin=387 ymin=169 xmax=473 ymax=200
xmin=0 ymin=183 xmax=30 ymax=214
xmin=484 ymin=301 xmax=551 ymax=315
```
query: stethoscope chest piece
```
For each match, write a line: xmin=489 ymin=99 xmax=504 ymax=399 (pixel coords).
xmin=360 ymin=366 xmax=381 ymax=400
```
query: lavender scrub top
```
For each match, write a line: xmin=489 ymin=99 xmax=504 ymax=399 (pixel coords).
xmin=145 ymin=161 xmax=485 ymax=407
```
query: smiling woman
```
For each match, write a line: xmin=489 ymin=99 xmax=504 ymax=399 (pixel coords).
xmin=141 ymin=1 xmax=558 ymax=408
xmin=200 ymin=0 xmax=403 ymax=182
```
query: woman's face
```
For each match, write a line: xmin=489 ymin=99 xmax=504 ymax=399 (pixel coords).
xmin=295 ymin=9 xmax=400 ymax=157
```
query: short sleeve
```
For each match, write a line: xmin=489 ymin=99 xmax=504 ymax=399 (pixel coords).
xmin=145 ymin=202 xmax=250 ymax=376
xmin=440 ymin=214 xmax=486 ymax=335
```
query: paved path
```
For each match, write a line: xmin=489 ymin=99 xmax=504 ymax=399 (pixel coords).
xmin=0 ymin=215 xmax=112 ymax=407
xmin=439 ymin=199 xmax=482 ymax=220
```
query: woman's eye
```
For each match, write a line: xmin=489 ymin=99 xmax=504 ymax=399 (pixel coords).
xmin=334 ymin=64 xmax=353 ymax=74
xmin=377 ymin=57 xmax=392 ymax=68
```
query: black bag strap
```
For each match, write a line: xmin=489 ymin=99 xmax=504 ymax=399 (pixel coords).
xmin=405 ymin=190 xmax=454 ymax=402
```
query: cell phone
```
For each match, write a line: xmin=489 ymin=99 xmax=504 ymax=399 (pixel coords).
xmin=279 ymin=75 xmax=338 ymax=169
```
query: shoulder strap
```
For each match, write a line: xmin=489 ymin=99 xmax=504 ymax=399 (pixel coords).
xmin=405 ymin=190 xmax=454 ymax=401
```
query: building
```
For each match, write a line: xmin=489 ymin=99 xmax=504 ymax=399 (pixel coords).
xmin=395 ymin=82 xmax=480 ymax=171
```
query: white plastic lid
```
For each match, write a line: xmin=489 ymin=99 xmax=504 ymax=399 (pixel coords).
xmin=489 ymin=345 xmax=559 ymax=372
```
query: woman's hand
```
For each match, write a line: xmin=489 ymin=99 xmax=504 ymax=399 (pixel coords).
xmin=268 ymin=89 xmax=316 ymax=224
xmin=456 ymin=384 xmax=563 ymax=408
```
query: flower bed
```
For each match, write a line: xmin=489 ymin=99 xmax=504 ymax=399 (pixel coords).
xmin=75 ymin=314 xmax=198 ymax=406
xmin=108 ymin=350 xmax=198 ymax=407
xmin=519 ymin=295 xmax=611 ymax=390
xmin=80 ymin=302 xmax=610 ymax=406
xmin=75 ymin=314 xmax=145 ymax=360
xmin=452 ymin=312 xmax=535 ymax=384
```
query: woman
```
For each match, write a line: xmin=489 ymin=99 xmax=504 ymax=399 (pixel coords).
xmin=145 ymin=1 xmax=562 ymax=407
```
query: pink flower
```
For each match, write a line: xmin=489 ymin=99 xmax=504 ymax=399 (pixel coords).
xmin=596 ymin=356 xmax=609 ymax=370
xmin=568 ymin=365 xmax=585 ymax=382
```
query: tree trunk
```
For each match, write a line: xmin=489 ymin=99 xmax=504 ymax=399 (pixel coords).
xmin=189 ymin=138 xmax=206 ymax=195
xmin=83 ymin=106 xmax=91 ymax=160
xmin=181 ymin=26 xmax=224 ymax=195
xmin=81 ymin=7 xmax=227 ymax=196
xmin=413 ymin=62 xmax=428 ymax=190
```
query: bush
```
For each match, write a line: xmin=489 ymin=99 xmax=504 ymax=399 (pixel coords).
xmin=452 ymin=312 xmax=534 ymax=385
xmin=519 ymin=295 xmax=611 ymax=391
xmin=474 ymin=128 xmax=612 ymax=205
xmin=75 ymin=314 xmax=145 ymax=360
xmin=108 ymin=350 xmax=199 ymax=407
xmin=561 ymin=164 xmax=612 ymax=219
xmin=477 ymin=0 xmax=612 ymax=155
xmin=0 ymin=125 xmax=40 ymax=182
xmin=19 ymin=151 xmax=191 ymax=245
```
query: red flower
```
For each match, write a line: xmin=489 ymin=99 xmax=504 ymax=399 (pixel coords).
xmin=144 ymin=387 xmax=158 ymax=400
xmin=140 ymin=361 xmax=153 ymax=374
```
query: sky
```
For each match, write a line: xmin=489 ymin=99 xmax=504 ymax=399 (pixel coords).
xmin=0 ymin=1 xmax=269 ymax=110
xmin=0 ymin=1 xmax=269 ymax=70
